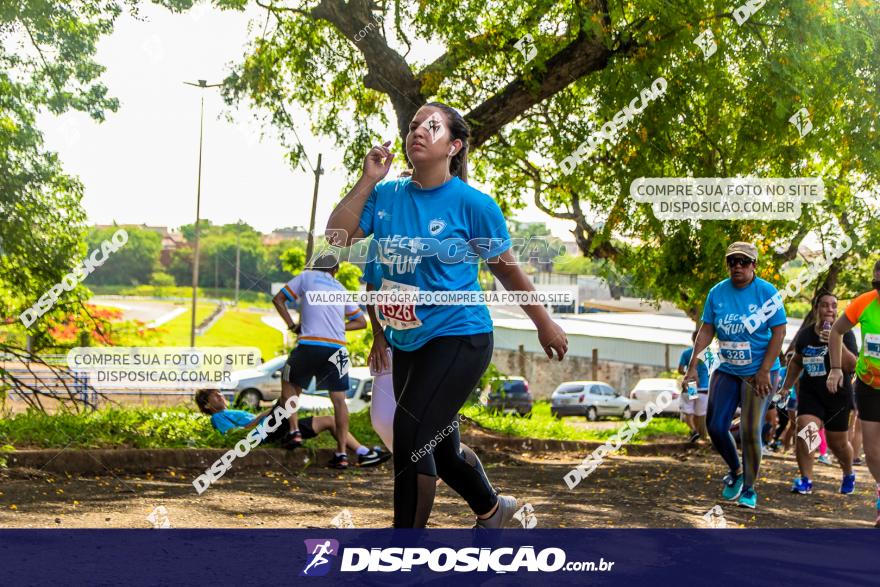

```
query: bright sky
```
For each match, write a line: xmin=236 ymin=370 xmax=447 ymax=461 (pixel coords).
xmin=34 ymin=3 xmax=576 ymax=240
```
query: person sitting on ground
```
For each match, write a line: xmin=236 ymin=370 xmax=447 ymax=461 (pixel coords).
xmin=194 ymin=389 xmax=390 ymax=469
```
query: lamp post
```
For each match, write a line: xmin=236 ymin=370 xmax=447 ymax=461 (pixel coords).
xmin=184 ymin=79 xmax=221 ymax=347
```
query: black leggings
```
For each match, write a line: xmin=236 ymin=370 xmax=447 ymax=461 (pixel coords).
xmin=392 ymin=333 xmax=497 ymax=528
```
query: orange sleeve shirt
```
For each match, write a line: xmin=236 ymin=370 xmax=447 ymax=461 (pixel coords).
xmin=844 ymin=290 xmax=880 ymax=389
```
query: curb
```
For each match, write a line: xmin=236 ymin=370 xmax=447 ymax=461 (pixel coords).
xmin=460 ymin=429 xmax=697 ymax=456
xmin=3 ymin=447 xmax=330 ymax=475
xmin=3 ymin=435 xmax=696 ymax=474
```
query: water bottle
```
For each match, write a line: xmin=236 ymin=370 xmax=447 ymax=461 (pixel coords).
xmin=687 ymin=380 xmax=698 ymax=399
xmin=772 ymin=382 xmax=789 ymax=410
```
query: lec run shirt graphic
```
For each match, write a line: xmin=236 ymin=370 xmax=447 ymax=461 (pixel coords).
xmin=701 ymin=277 xmax=786 ymax=376
xmin=844 ymin=290 xmax=880 ymax=388
xmin=358 ymin=176 xmax=512 ymax=351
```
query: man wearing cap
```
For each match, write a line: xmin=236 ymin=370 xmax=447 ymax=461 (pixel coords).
xmin=682 ymin=242 xmax=786 ymax=509
xmin=272 ymin=251 xmax=368 ymax=468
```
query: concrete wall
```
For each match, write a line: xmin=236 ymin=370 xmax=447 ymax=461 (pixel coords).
xmin=492 ymin=347 xmax=667 ymax=399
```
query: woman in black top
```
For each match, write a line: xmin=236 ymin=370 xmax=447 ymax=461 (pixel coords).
xmin=780 ymin=291 xmax=859 ymax=495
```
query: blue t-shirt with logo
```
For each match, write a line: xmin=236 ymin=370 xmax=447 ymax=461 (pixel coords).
xmin=701 ymin=277 xmax=786 ymax=376
xmin=210 ymin=409 xmax=256 ymax=434
xmin=358 ymin=176 xmax=511 ymax=351
xmin=679 ymin=347 xmax=710 ymax=390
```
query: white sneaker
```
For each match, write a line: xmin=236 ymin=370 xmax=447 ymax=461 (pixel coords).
xmin=473 ymin=495 xmax=517 ymax=529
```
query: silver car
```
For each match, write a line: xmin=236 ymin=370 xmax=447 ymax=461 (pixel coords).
xmin=220 ymin=355 xmax=289 ymax=407
xmin=550 ymin=381 xmax=632 ymax=422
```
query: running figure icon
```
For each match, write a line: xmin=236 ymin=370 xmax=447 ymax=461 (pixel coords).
xmin=302 ymin=540 xmax=335 ymax=576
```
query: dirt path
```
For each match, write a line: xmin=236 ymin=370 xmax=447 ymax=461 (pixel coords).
xmin=1 ymin=445 xmax=875 ymax=529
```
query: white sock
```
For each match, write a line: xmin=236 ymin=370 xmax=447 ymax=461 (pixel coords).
xmin=356 ymin=446 xmax=369 ymax=456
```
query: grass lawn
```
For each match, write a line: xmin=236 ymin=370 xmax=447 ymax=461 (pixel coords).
xmin=0 ymin=406 xmax=380 ymax=450
xmin=154 ymin=303 xmax=217 ymax=346
xmin=0 ymin=401 xmax=688 ymax=452
xmin=461 ymin=401 xmax=690 ymax=443
xmin=197 ymin=309 xmax=284 ymax=361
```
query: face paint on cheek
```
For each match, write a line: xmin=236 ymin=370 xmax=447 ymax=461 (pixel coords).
xmin=420 ymin=112 xmax=446 ymax=144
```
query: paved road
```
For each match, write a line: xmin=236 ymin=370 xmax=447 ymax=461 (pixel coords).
xmin=92 ymin=297 xmax=179 ymax=324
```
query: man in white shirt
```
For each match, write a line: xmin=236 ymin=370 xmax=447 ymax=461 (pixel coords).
xmin=272 ymin=251 xmax=367 ymax=469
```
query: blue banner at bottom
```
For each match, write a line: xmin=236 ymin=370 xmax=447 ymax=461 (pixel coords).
xmin=1 ymin=529 xmax=877 ymax=586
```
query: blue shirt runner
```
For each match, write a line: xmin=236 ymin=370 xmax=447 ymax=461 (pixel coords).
xmin=358 ymin=176 xmax=511 ymax=351
xmin=701 ymin=277 xmax=786 ymax=376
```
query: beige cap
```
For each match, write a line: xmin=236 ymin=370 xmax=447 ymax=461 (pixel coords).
xmin=725 ymin=242 xmax=758 ymax=261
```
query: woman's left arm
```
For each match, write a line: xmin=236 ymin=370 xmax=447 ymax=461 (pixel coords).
xmin=487 ymin=249 xmax=568 ymax=360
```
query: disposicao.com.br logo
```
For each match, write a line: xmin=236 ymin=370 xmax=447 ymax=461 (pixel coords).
xmin=300 ymin=539 xmax=614 ymax=575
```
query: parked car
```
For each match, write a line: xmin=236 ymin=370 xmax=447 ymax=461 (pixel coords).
xmin=550 ymin=381 xmax=632 ymax=422
xmin=296 ymin=367 xmax=374 ymax=415
xmin=222 ymin=356 xmax=373 ymax=413
xmin=626 ymin=378 xmax=681 ymax=415
xmin=480 ymin=376 xmax=533 ymax=416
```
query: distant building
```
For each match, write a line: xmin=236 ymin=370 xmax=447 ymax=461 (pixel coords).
xmin=561 ymin=240 xmax=580 ymax=256
xmin=491 ymin=312 xmax=806 ymax=397
xmin=263 ymin=226 xmax=310 ymax=246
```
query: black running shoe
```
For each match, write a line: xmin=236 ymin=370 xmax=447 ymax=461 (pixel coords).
xmin=358 ymin=448 xmax=392 ymax=467
xmin=328 ymin=454 xmax=349 ymax=469
xmin=281 ymin=430 xmax=303 ymax=449
xmin=688 ymin=431 xmax=701 ymax=443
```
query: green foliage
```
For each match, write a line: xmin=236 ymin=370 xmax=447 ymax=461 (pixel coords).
xmin=0 ymin=404 xmax=383 ymax=450
xmin=0 ymin=401 xmax=688 ymax=450
xmin=222 ymin=0 xmax=879 ymax=317
xmin=477 ymin=363 xmax=507 ymax=392
xmin=335 ymin=262 xmax=362 ymax=292
xmin=656 ymin=370 xmax=681 ymax=380
xmin=280 ymin=247 xmax=306 ymax=275
xmin=554 ymin=254 xmax=602 ymax=275
xmin=167 ymin=222 xmax=276 ymax=291
xmin=151 ymin=272 xmax=175 ymax=287
xmin=0 ymin=406 xmax=226 ymax=449
xmin=150 ymin=271 xmax=176 ymax=297
xmin=461 ymin=402 xmax=690 ymax=443
xmin=345 ymin=328 xmax=373 ymax=367
xmin=85 ymin=225 xmax=162 ymax=286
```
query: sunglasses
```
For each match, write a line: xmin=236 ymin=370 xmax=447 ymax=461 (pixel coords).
xmin=726 ymin=256 xmax=754 ymax=268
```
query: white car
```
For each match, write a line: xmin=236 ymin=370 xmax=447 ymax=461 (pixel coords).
xmin=626 ymin=378 xmax=681 ymax=415
xmin=221 ymin=356 xmax=373 ymax=414
xmin=550 ymin=381 xmax=632 ymax=422
xmin=296 ymin=367 xmax=374 ymax=415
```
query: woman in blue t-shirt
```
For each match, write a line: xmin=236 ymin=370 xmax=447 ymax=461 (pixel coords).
xmin=326 ymin=102 xmax=568 ymax=528
xmin=682 ymin=242 xmax=786 ymax=509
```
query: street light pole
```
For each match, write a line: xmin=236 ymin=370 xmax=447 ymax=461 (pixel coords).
xmin=235 ymin=220 xmax=241 ymax=306
xmin=190 ymin=95 xmax=204 ymax=347
xmin=184 ymin=79 xmax=222 ymax=347
xmin=306 ymin=153 xmax=323 ymax=262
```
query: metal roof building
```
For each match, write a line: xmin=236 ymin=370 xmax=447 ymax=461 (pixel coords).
xmin=493 ymin=313 xmax=807 ymax=370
